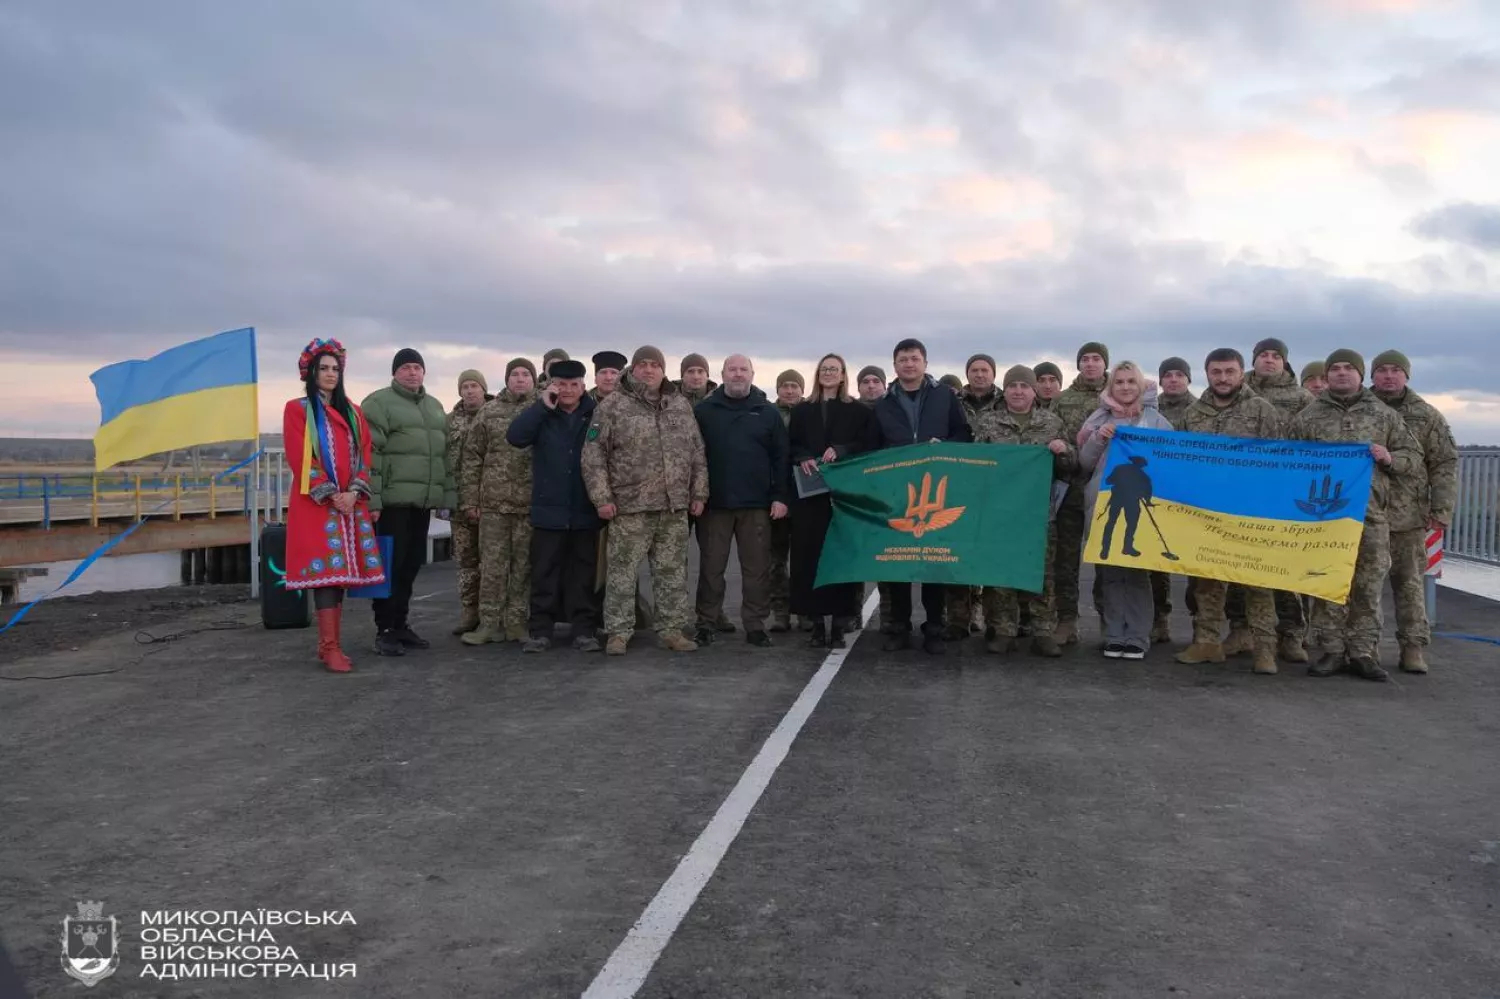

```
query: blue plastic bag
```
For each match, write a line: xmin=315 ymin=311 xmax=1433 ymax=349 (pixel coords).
xmin=347 ymin=533 xmax=393 ymax=599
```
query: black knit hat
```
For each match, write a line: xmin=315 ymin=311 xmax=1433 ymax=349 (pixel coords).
xmin=1158 ymin=356 xmax=1190 ymax=381
xmin=392 ymin=347 xmax=425 ymax=374
xmin=1252 ymin=338 xmax=1289 ymax=363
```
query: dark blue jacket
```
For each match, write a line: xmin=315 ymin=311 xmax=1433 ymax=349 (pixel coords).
xmin=872 ymin=375 xmax=974 ymax=448
xmin=694 ymin=385 xmax=792 ymax=509
xmin=506 ymin=395 xmax=603 ymax=531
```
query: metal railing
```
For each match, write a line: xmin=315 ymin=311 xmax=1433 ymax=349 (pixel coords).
xmin=1449 ymin=447 xmax=1500 ymax=566
xmin=0 ymin=465 xmax=292 ymax=529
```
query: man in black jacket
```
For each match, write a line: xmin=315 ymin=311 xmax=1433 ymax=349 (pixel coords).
xmin=693 ymin=354 xmax=792 ymax=647
xmin=873 ymin=338 xmax=974 ymax=655
xmin=506 ymin=359 xmax=605 ymax=652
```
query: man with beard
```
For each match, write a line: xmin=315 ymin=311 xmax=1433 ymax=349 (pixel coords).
xmin=583 ymin=346 xmax=708 ymax=655
xmin=1372 ymin=349 xmax=1458 ymax=674
xmin=769 ymin=369 xmax=804 ymax=632
xmin=692 ymin=355 xmax=791 ymax=647
xmin=1050 ymin=343 xmax=1110 ymax=646
xmin=1174 ymin=349 xmax=1283 ymax=674
xmin=1287 ymin=350 xmax=1419 ymax=682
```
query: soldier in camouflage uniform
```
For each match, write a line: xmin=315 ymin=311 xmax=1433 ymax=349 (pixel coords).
xmin=538 ymin=348 xmax=569 ymax=388
xmin=972 ymin=365 xmax=1073 ymax=658
xmin=1287 ymin=349 xmax=1420 ymax=682
xmin=459 ymin=359 xmax=537 ymax=644
xmin=1229 ymin=336 xmax=1318 ymax=659
xmin=582 ymin=345 xmax=709 ymax=655
xmin=1050 ymin=342 xmax=1111 ymax=645
xmin=446 ymin=369 xmax=492 ymax=634
xmin=769 ymin=369 xmax=804 ymax=632
xmin=676 ymin=352 xmax=733 ymax=633
xmin=1173 ymin=348 xmax=1284 ymax=675
xmin=1034 ymin=361 xmax=1064 ymax=412
xmin=1372 ymin=349 xmax=1459 ymax=674
xmin=947 ymin=353 xmax=1005 ymax=638
xmin=1149 ymin=356 xmax=1198 ymax=643
xmin=1300 ymin=360 xmax=1328 ymax=397
xmin=856 ymin=365 xmax=894 ymax=632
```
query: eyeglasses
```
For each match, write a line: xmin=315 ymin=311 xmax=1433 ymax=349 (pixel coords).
xmin=818 ymin=366 xmax=843 ymax=374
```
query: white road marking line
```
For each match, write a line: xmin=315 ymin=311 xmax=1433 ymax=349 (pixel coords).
xmin=411 ymin=589 xmax=450 ymax=602
xmin=581 ymin=586 xmax=880 ymax=999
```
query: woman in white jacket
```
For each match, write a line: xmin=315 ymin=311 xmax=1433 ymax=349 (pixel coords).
xmin=1077 ymin=361 xmax=1175 ymax=659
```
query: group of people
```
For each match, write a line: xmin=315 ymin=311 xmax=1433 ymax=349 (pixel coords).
xmin=278 ymin=333 xmax=1457 ymax=685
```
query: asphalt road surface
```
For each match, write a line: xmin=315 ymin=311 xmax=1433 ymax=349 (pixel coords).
xmin=3 ymin=554 xmax=1499 ymax=998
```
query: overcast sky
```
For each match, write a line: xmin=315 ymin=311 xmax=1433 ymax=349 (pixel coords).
xmin=2 ymin=0 xmax=1498 ymax=441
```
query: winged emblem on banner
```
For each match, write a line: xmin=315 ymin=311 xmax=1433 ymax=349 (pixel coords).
xmin=888 ymin=472 xmax=966 ymax=539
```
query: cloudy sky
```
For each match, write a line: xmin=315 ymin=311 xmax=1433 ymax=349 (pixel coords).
xmin=2 ymin=0 xmax=1498 ymax=441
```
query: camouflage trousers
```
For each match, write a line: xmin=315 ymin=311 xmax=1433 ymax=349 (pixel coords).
xmin=451 ymin=518 xmax=480 ymax=615
xmin=1226 ymin=583 xmax=1305 ymax=639
xmin=1053 ymin=497 xmax=1085 ymax=623
xmin=604 ymin=511 xmax=690 ymax=639
xmin=945 ymin=586 xmax=983 ymax=634
xmin=1310 ymin=523 xmax=1390 ymax=661
xmin=1387 ymin=527 xmax=1431 ymax=646
xmin=987 ymin=529 xmax=1058 ymax=637
xmin=1192 ymin=578 xmax=1275 ymax=647
xmin=769 ymin=517 xmax=792 ymax=623
xmin=478 ymin=512 xmax=532 ymax=639
xmin=1150 ymin=572 xmax=1198 ymax=619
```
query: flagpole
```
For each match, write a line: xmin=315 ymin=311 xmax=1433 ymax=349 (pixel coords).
xmin=247 ymin=328 xmax=261 ymax=600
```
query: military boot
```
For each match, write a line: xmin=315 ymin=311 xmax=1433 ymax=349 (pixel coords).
xmin=1399 ymin=644 xmax=1429 ymax=674
xmin=984 ymin=629 xmax=1015 ymax=655
xmin=1251 ymin=642 xmax=1278 ymax=675
xmin=1308 ymin=651 xmax=1346 ymax=677
xmin=1150 ymin=615 xmax=1173 ymax=644
xmin=460 ymin=624 xmax=503 ymax=646
xmin=1350 ymin=656 xmax=1390 ymax=682
xmin=1220 ymin=626 xmax=1254 ymax=657
xmin=658 ymin=631 xmax=699 ymax=652
xmin=769 ymin=614 xmax=791 ymax=634
xmin=1277 ymin=634 xmax=1309 ymax=663
xmin=605 ymin=635 xmax=629 ymax=656
xmin=452 ymin=609 xmax=480 ymax=636
xmin=1030 ymin=635 xmax=1063 ymax=658
xmin=1175 ymin=642 xmax=1225 ymax=664
xmin=1054 ymin=618 xmax=1079 ymax=646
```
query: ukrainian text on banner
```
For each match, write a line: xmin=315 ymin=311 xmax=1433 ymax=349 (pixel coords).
xmin=815 ymin=442 xmax=1052 ymax=590
xmin=1084 ymin=427 xmax=1373 ymax=603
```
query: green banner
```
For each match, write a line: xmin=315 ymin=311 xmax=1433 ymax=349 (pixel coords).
xmin=814 ymin=442 xmax=1052 ymax=590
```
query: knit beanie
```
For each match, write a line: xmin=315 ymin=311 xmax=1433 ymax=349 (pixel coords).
xmin=965 ymin=353 xmax=997 ymax=376
xmin=1299 ymin=360 xmax=1326 ymax=385
xmin=505 ymin=357 xmax=537 ymax=382
xmin=1158 ymin=356 xmax=1190 ymax=381
xmin=456 ymin=368 xmax=488 ymax=393
xmin=857 ymin=365 xmax=886 ymax=385
xmin=1252 ymin=337 xmax=1289 ymax=363
xmin=392 ymin=347 xmax=425 ymax=374
xmin=1033 ymin=361 xmax=1063 ymax=382
xmin=776 ymin=369 xmax=805 ymax=390
xmin=1371 ymin=349 xmax=1411 ymax=378
xmin=1076 ymin=342 xmax=1109 ymax=367
xmin=632 ymin=345 xmax=667 ymax=368
xmin=680 ymin=352 xmax=709 ymax=375
xmin=1002 ymin=364 xmax=1037 ymax=388
xmin=939 ymin=374 xmax=964 ymax=390
xmin=1325 ymin=348 xmax=1365 ymax=379
xmin=541 ymin=348 xmax=570 ymax=372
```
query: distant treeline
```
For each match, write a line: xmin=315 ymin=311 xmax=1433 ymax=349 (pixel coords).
xmin=0 ymin=436 xmax=284 ymax=465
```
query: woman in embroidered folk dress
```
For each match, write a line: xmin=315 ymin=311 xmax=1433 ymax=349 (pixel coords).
xmin=282 ymin=339 xmax=385 ymax=673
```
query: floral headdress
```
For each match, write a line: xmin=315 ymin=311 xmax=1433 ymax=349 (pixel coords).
xmin=298 ymin=338 xmax=347 ymax=380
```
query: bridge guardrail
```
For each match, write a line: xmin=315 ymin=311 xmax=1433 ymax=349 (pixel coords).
xmin=1449 ymin=447 xmax=1500 ymax=566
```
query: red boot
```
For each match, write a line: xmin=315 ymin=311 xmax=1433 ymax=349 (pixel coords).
xmin=317 ymin=608 xmax=353 ymax=673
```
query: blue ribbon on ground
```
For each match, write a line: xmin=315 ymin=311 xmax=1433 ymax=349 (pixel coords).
xmin=0 ymin=450 xmax=265 ymax=637
xmin=1434 ymin=632 xmax=1500 ymax=646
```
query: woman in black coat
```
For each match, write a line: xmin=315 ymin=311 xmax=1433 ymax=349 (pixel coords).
xmin=788 ymin=353 xmax=878 ymax=648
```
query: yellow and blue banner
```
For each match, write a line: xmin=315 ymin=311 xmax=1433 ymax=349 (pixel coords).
xmin=90 ymin=327 xmax=259 ymax=471
xmin=1085 ymin=427 xmax=1373 ymax=603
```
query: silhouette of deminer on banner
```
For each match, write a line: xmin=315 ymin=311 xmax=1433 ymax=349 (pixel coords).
xmin=1100 ymin=456 xmax=1153 ymax=558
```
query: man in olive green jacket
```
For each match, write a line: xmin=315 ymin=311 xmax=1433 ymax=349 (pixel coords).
xmin=362 ymin=348 xmax=458 ymax=656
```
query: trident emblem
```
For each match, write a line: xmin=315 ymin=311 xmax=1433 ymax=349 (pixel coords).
xmin=888 ymin=472 xmax=966 ymax=539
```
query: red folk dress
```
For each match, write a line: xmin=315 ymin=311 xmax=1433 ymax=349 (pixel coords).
xmin=281 ymin=397 xmax=386 ymax=591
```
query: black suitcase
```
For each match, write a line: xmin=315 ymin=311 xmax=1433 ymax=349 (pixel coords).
xmin=259 ymin=523 xmax=310 ymax=629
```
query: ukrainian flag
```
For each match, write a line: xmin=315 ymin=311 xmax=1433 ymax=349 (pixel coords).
xmin=1086 ymin=427 xmax=1374 ymax=603
xmin=90 ymin=327 xmax=259 ymax=471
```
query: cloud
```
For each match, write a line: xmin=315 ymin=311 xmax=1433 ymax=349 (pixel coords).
xmin=1409 ymin=202 xmax=1500 ymax=251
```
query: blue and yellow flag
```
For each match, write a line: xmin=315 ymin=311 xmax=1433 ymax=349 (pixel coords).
xmin=1085 ymin=427 xmax=1373 ymax=603
xmin=90 ymin=327 xmax=259 ymax=470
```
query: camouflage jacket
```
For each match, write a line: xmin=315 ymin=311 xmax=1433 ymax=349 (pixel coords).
xmin=1052 ymin=375 xmax=1107 ymax=481
xmin=960 ymin=387 xmax=1002 ymax=429
xmin=776 ymin=400 xmax=795 ymax=428
xmin=582 ymin=375 xmax=709 ymax=514
xmin=973 ymin=406 xmax=1077 ymax=479
xmin=1247 ymin=368 xmax=1314 ymax=424
xmin=1375 ymin=388 xmax=1459 ymax=530
xmin=1157 ymin=390 xmax=1197 ymax=430
xmin=446 ymin=399 xmax=489 ymax=493
xmin=1286 ymin=388 xmax=1420 ymax=524
xmin=459 ymin=389 xmax=535 ymax=514
xmin=1181 ymin=384 xmax=1281 ymax=440
xmin=674 ymin=379 xmax=718 ymax=407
